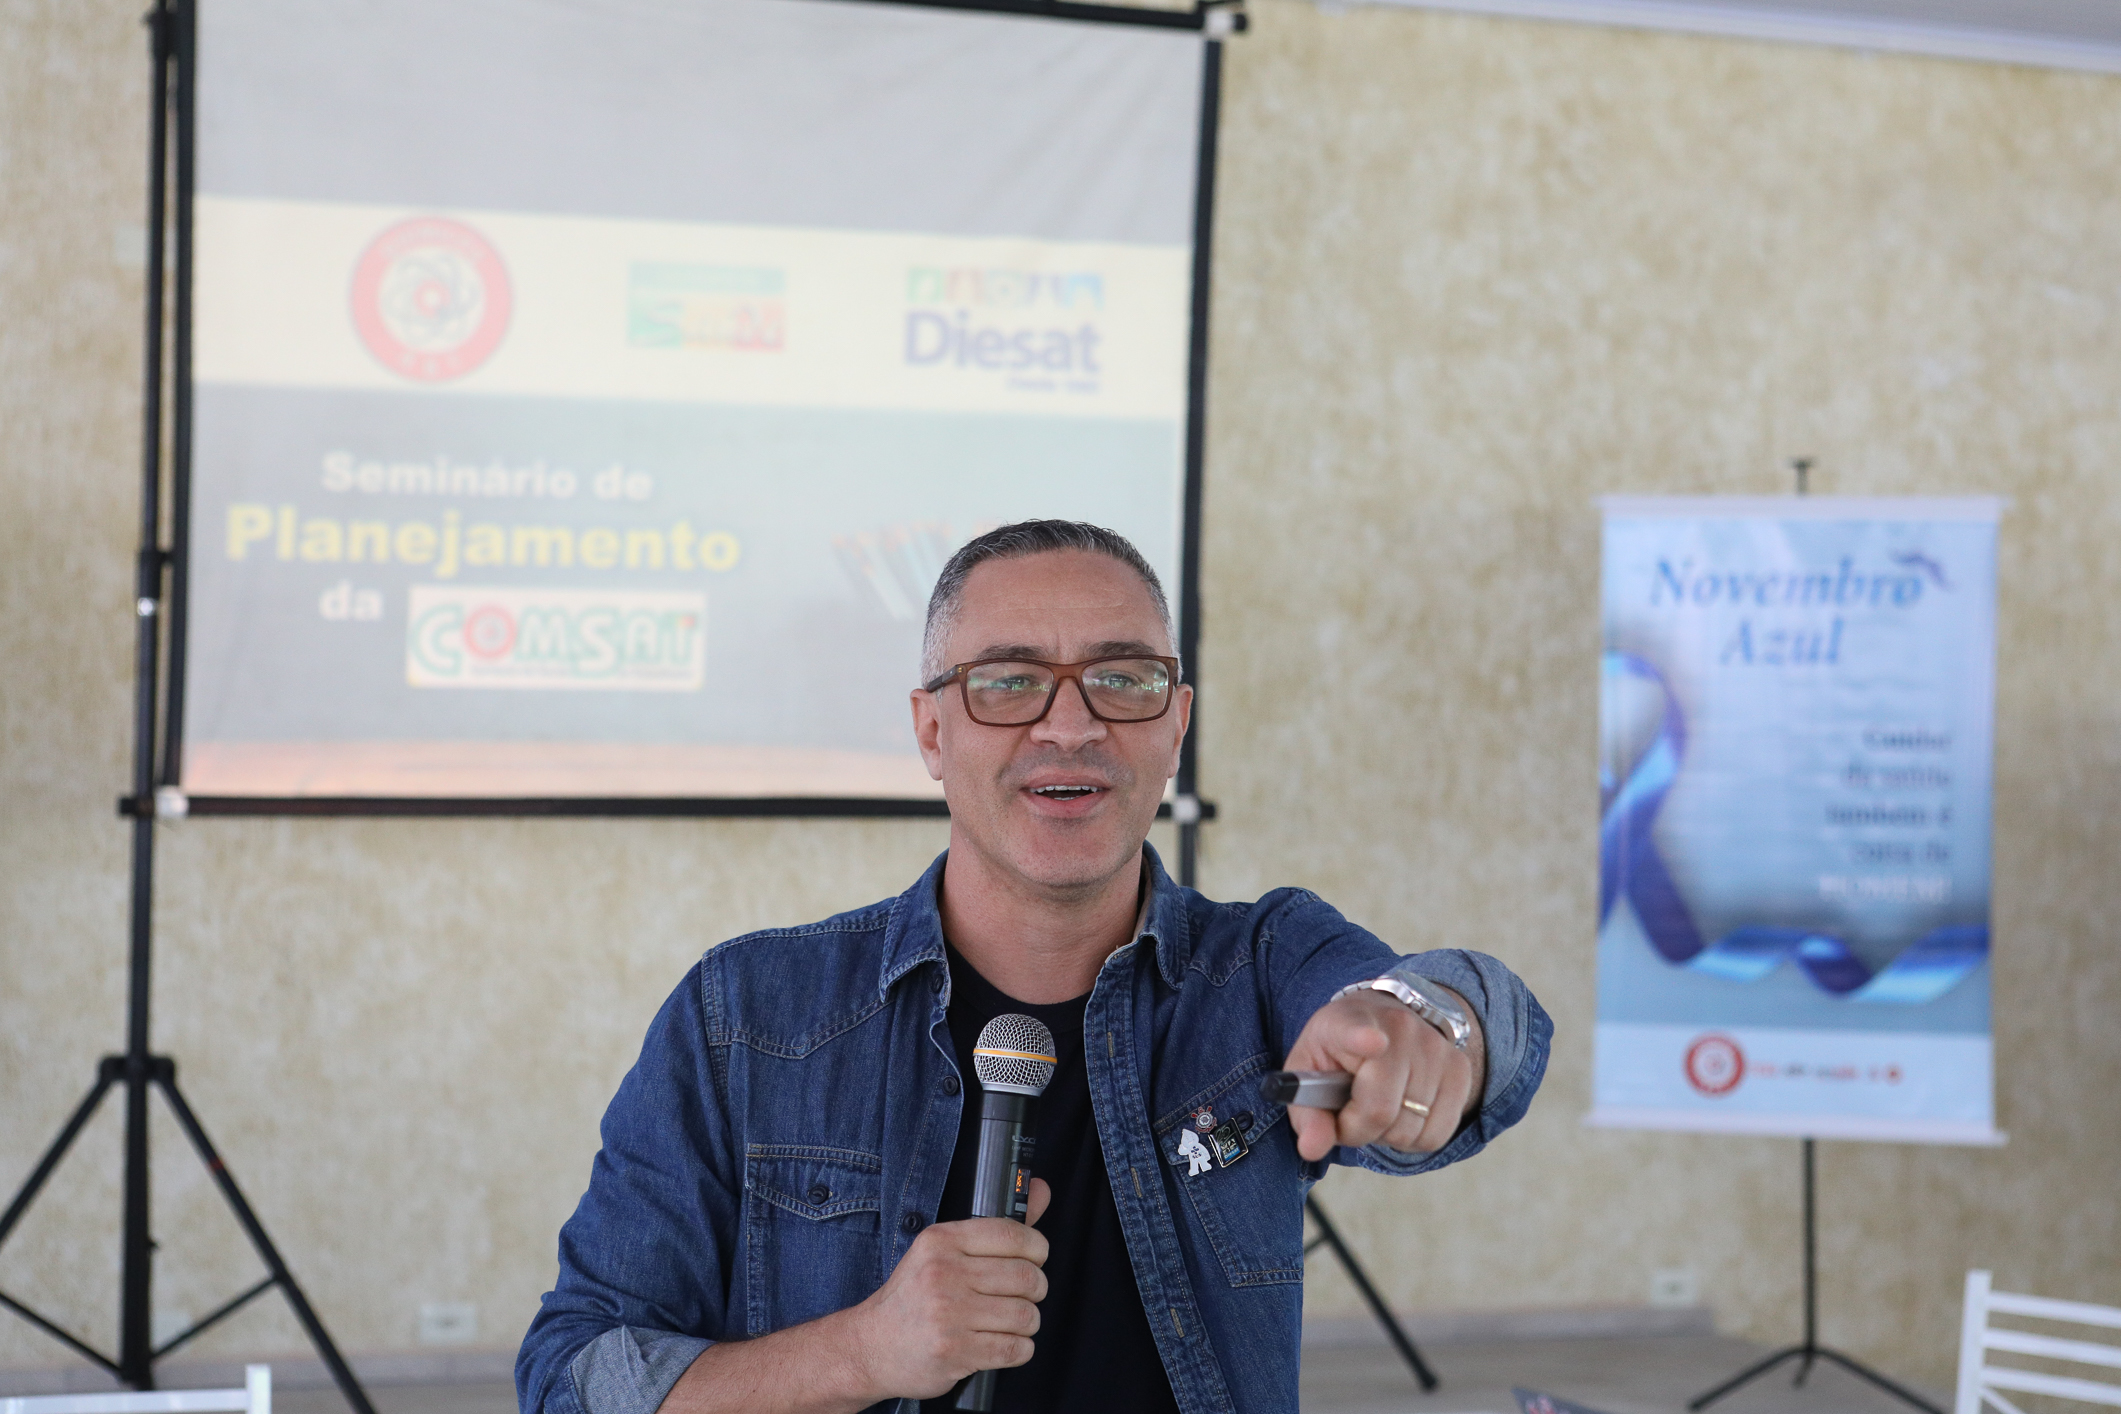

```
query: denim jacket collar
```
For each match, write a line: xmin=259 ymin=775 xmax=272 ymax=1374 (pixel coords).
xmin=874 ymin=842 xmax=1191 ymax=1000
xmin=1141 ymin=845 xmax=1190 ymax=989
xmin=875 ymin=853 xmax=950 ymax=1000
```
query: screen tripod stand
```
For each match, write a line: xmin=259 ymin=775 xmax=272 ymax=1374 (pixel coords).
xmin=0 ymin=7 xmax=372 ymax=1411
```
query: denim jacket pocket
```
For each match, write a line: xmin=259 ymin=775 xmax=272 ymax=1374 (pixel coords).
xmin=1155 ymin=1053 xmax=1306 ymax=1288
xmin=743 ymin=1145 xmax=884 ymax=1336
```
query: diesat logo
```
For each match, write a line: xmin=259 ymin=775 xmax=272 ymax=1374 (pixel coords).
xmin=351 ymin=217 xmax=512 ymax=382
xmin=902 ymin=266 xmax=1102 ymax=390
xmin=407 ymin=586 xmax=703 ymax=691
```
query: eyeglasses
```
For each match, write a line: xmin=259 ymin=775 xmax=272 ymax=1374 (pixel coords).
xmin=924 ymin=656 xmax=1181 ymax=727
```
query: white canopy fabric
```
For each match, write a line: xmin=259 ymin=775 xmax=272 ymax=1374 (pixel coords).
xmin=1356 ymin=0 xmax=2121 ymax=74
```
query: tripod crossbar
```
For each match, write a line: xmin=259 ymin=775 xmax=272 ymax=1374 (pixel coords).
xmin=0 ymin=1290 xmax=122 ymax=1380
xmin=152 ymin=1279 xmax=278 ymax=1363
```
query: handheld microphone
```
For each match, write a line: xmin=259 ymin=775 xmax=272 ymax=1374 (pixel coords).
xmin=1259 ymin=1069 xmax=1353 ymax=1110
xmin=954 ymin=1013 xmax=1057 ymax=1413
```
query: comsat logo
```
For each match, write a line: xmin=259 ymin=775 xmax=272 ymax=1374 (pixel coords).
xmin=351 ymin=217 xmax=512 ymax=382
xmin=407 ymin=587 xmax=704 ymax=691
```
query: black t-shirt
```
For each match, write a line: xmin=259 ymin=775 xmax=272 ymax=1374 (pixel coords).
xmin=920 ymin=946 xmax=1180 ymax=1414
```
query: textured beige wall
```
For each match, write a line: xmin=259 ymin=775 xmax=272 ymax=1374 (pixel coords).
xmin=4 ymin=0 xmax=2117 ymax=1394
xmin=1202 ymin=0 xmax=2121 ymax=1384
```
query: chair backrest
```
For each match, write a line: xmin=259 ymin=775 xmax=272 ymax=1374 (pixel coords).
xmin=0 ymin=1366 xmax=269 ymax=1414
xmin=1958 ymin=1270 xmax=2121 ymax=1414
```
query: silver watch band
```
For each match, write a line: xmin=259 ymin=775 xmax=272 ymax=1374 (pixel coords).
xmin=1332 ymin=974 xmax=1471 ymax=1050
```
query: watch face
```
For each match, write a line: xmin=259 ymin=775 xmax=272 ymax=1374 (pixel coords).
xmin=1392 ymin=978 xmax=1441 ymax=1014
xmin=1393 ymin=977 xmax=1469 ymax=1046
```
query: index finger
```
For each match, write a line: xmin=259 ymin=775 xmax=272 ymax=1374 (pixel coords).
xmin=1284 ymin=1009 xmax=1391 ymax=1078
xmin=942 ymin=1215 xmax=1050 ymax=1265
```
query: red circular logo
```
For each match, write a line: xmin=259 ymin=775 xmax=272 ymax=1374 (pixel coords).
xmin=1684 ymin=1034 xmax=1745 ymax=1097
xmin=350 ymin=217 xmax=511 ymax=381
xmin=463 ymin=605 xmax=515 ymax=660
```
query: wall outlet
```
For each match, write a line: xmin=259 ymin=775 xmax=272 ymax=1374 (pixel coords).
xmin=1650 ymin=1266 xmax=1700 ymax=1308
xmin=418 ymin=1301 xmax=478 ymax=1346
xmin=152 ymin=1309 xmax=192 ymax=1348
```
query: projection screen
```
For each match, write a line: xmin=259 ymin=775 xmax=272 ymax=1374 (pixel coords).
xmin=177 ymin=0 xmax=1209 ymax=805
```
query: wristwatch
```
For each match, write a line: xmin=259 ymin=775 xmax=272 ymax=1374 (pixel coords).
xmin=1332 ymin=974 xmax=1472 ymax=1050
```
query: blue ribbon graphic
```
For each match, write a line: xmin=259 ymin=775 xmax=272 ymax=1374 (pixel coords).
xmin=1598 ymin=650 xmax=1985 ymax=1004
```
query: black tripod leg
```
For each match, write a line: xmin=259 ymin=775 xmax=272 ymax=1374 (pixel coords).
xmin=0 ymin=1065 xmax=124 ymax=1374
xmin=0 ymin=1066 xmax=119 ymax=1251
xmin=1305 ymin=1196 xmax=1439 ymax=1391
xmin=1689 ymin=1346 xmax=1804 ymax=1410
xmin=1814 ymin=1349 xmax=1945 ymax=1414
xmin=153 ymin=1075 xmax=378 ymax=1414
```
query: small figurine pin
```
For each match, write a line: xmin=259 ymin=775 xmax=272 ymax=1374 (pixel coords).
xmin=1177 ymin=1128 xmax=1214 ymax=1177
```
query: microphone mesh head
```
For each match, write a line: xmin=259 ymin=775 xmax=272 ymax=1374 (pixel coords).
xmin=972 ymin=1013 xmax=1058 ymax=1096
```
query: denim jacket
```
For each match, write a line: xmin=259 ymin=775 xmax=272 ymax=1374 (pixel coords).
xmin=517 ymin=847 xmax=1550 ymax=1414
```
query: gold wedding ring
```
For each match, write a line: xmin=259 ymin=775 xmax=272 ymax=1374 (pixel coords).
xmin=1402 ymin=1098 xmax=1431 ymax=1117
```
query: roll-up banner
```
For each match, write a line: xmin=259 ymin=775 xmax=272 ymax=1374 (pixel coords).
xmin=1589 ymin=497 xmax=2003 ymax=1146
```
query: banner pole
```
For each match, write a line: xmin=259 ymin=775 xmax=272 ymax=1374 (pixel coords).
xmin=117 ymin=0 xmax=177 ymax=1382
xmin=1801 ymin=1138 xmax=1818 ymax=1376
xmin=1175 ymin=32 xmax=1222 ymax=891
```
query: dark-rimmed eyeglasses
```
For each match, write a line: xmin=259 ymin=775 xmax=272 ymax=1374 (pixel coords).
xmin=923 ymin=656 xmax=1181 ymax=727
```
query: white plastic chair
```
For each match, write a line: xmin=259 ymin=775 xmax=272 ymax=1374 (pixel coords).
xmin=1958 ymin=1271 xmax=2121 ymax=1414
xmin=0 ymin=1366 xmax=269 ymax=1414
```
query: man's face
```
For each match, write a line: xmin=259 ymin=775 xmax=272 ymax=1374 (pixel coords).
xmin=911 ymin=550 xmax=1192 ymax=898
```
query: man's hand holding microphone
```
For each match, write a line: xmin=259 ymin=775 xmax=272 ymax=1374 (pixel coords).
xmin=845 ymin=1171 xmax=1052 ymax=1402
xmin=661 ymin=1015 xmax=1056 ymax=1414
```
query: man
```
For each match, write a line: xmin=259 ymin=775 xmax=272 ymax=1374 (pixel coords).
xmin=517 ymin=521 xmax=1550 ymax=1414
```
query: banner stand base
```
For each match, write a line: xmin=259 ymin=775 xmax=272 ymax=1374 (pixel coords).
xmin=1687 ymin=1140 xmax=1941 ymax=1414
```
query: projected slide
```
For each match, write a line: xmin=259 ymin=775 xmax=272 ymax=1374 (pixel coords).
xmin=181 ymin=0 xmax=1203 ymax=799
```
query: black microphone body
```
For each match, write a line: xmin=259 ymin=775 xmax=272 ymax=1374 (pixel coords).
xmin=967 ymin=1090 xmax=1037 ymax=1223
xmin=954 ymin=1091 xmax=1038 ymax=1409
xmin=954 ymin=1013 xmax=1056 ymax=1413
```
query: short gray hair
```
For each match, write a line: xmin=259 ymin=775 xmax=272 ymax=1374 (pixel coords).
xmin=920 ymin=520 xmax=1176 ymax=684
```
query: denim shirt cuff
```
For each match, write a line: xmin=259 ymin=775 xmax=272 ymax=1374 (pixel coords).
xmin=1385 ymin=951 xmax=1529 ymax=1115
xmin=566 ymin=1326 xmax=714 ymax=1414
xmin=1349 ymin=949 xmax=1545 ymax=1175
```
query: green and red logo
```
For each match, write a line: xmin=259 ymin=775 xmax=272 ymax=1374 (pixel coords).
xmin=351 ymin=217 xmax=511 ymax=382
